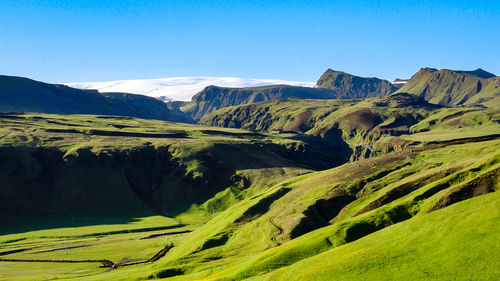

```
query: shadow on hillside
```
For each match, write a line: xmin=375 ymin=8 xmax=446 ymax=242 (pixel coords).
xmin=0 ymin=211 xmax=179 ymax=235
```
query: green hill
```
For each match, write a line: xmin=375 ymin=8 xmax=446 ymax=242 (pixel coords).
xmin=1 ymin=69 xmax=499 ymax=281
xmin=395 ymin=68 xmax=500 ymax=107
xmin=96 ymin=126 xmax=498 ymax=281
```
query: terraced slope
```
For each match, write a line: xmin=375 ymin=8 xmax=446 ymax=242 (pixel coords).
xmin=395 ymin=68 xmax=500 ymax=107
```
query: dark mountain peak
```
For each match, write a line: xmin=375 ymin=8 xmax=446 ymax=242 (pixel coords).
xmin=414 ymin=67 xmax=495 ymax=79
xmin=316 ymin=69 xmax=397 ymax=98
xmin=323 ymin=69 xmax=346 ymax=74
xmin=184 ymin=84 xmax=338 ymax=120
xmin=413 ymin=68 xmax=438 ymax=77
xmin=455 ymin=68 xmax=496 ymax=79
xmin=204 ymin=85 xmax=222 ymax=90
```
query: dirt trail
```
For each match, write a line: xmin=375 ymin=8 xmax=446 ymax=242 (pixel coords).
xmin=269 ymin=217 xmax=283 ymax=246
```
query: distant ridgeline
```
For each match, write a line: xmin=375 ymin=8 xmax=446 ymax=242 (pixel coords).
xmin=0 ymin=75 xmax=192 ymax=123
xmin=182 ymin=68 xmax=499 ymax=120
xmin=0 ymin=67 xmax=498 ymax=122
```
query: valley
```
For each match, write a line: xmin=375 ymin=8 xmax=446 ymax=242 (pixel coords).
xmin=2 ymin=1 xmax=498 ymax=280
xmin=0 ymin=66 xmax=499 ymax=280
xmin=0 ymin=88 xmax=498 ymax=279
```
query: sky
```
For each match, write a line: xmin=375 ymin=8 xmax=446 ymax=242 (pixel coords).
xmin=0 ymin=0 xmax=499 ymax=83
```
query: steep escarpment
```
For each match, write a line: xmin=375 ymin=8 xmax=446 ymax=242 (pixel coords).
xmin=315 ymin=69 xmax=400 ymax=97
xmin=0 ymin=75 xmax=184 ymax=121
xmin=395 ymin=68 xmax=500 ymax=107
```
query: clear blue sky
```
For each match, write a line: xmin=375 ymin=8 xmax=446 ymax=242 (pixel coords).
xmin=1 ymin=0 xmax=498 ymax=83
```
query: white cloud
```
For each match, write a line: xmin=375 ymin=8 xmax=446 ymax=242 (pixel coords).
xmin=66 ymin=77 xmax=316 ymax=101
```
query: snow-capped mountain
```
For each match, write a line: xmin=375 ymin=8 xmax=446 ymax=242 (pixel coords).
xmin=66 ymin=77 xmax=316 ymax=102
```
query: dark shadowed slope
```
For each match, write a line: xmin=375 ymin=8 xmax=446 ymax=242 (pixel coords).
xmin=182 ymin=85 xmax=337 ymax=120
xmin=315 ymin=69 xmax=400 ymax=98
xmin=0 ymin=75 xmax=191 ymax=122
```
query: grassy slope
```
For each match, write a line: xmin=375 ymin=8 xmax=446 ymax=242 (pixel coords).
xmin=255 ymin=191 xmax=500 ymax=281
xmin=76 ymin=138 xmax=498 ymax=280
xmin=0 ymin=113 xmax=323 ymax=280
xmin=162 ymin=139 xmax=498 ymax=281
xmin=394 ymin=68 xmax=500 ymax=107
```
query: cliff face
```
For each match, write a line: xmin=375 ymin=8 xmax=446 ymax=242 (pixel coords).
xmin=395 ymin=68 xmax=500 ymax=107
xmin=315 ymin=69 xmax=399 ymax=98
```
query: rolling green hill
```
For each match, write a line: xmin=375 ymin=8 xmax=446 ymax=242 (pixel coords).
xmin=395 ymin=68 xmax=500 ymax=107
xmin=0 ymin=75 xmax=191 ymax=122
xmin=79 ymin=124 xmax=498 ymax=281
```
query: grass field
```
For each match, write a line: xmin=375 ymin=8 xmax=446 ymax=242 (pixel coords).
xmin=0 ymin=215 xmax=195 ymax=280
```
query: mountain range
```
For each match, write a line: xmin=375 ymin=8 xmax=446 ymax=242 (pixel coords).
xmin=2 ymin=67 xmax=498 ymax=124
